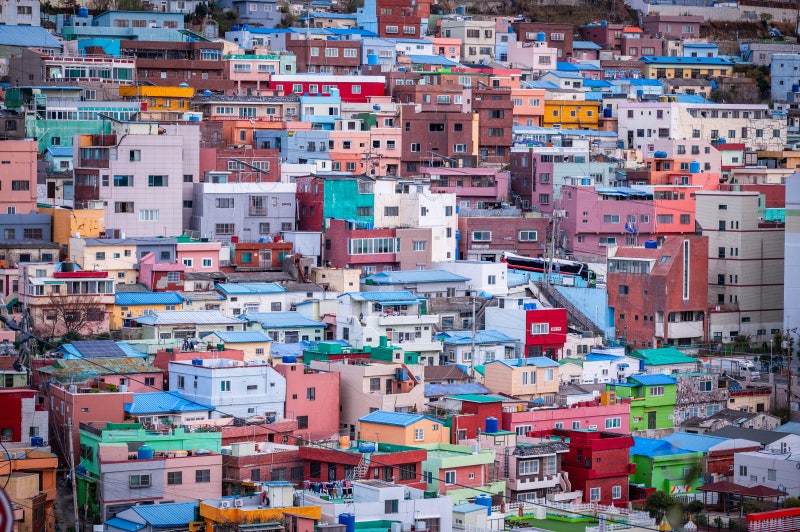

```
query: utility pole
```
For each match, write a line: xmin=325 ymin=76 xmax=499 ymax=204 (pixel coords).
xmin=547 ymin=210 xmax=562 ymax=286
xmin=66 ymin=419 xmax=80 ymax=532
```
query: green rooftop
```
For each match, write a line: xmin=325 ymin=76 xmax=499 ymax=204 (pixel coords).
xmin=445 ymin=394 xmax=505 ymax=403
xmin=559 ymin=358 xmax=584 ymax=367
xmin=629 ymin=347 xmax=698 ymax=366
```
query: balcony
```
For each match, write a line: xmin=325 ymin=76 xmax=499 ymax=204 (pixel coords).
xmin=377 ymin=314 xmax=439 ymax=326
xmin=507 ymin=473 xmax=561 ymax=492
xmin=667 ymin=320 xmax=703 ymax=339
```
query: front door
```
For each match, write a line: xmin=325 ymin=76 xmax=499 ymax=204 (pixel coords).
xmin=647 ymin=411 xmax=657 ymax=430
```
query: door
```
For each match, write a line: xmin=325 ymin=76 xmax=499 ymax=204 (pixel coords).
xmin=647 ymin=411 xmax=657 ymax=430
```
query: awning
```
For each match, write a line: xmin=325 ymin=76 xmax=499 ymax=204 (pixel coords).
xmin=5 ymin=298 xmax=17 ymax=311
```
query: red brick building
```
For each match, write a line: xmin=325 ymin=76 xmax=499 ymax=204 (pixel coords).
xmin=220 ymin=443 xmax=302 ymax=494
xmin=208 ymin=147 xmax=281 ymax=183
xmin=231 ymin=241 xmax=294 ymax=271
xmin=550 ymin=429 xmax=635 ymax=505
xmin=512 ymin=22 xmax=574 ymax=59
xmin=375 ymin=0 xmax=431 ymax=39
xmin=399 ymin=104 xmax=476 ymax=174
xmin=457 ymin=213 xmax=550 ymax=262
xmin=120 ymin=40 xmax=233 ymax=92
xmin=606 ymin=235 xmax=709 ymax=350
xmin=444 ymin=396 xmax=504 ymax=442
xmin=472 ymin=87 xmax=514 ymax=165
xmin=285 ymin=37 xmax=361 ymax=75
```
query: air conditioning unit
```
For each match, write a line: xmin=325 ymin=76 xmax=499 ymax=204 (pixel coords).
xmin=234 ymin=499 xmax=243 ymax=508
xmin=220 ymin=501 xmax=231 ymax=509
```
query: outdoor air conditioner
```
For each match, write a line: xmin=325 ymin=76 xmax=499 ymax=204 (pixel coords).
xmin=234 ymin=499 xmax=243 ymax=508
xmin=220 ymin=501 xmax=231 ymax=509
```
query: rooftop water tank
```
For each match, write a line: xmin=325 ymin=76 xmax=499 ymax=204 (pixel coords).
xmin=338 ymin=513 xmax=355 ymax=532
xmin=603 ymin=107 xmax=612 ymax=118
xmin=78 ymin=7 xmax=89 ymax=17
xmin=367 ymin=53 xmax=378 ymax=65
xmin=536 ymin=32 xmax=546 ymax=42
xmin=653 ymin=151 xmax=668 ymax=159
xmin=137 ymin=445 xmax=154 ymax=460
xmin=689 ymin=160 xmax=700 ymax=173
xmin=793 ymin=84 xmax=800 ymax=93
xmin=485 ymin=417 xmax=499 ymax=433
xmin=475 ymin=493 xmax=492 ymax=516
xmin=282 ymin=355 xmax=297 ymax=363
xmin=358 ymin=442 xmax=376 ymax=453
xmin=644 ymin=240 xmax=658 ymax=249
xmin=192 ymin=358 xmax=203 ymax=366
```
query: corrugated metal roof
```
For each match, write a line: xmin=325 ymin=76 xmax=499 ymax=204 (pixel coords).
xmin=125 ymin=391 xmax=213 ymax=415
xmin=774 ymin=421 xmax=800 ymax=435
xmin=105 ymin=518 xmax=145 ymax=532
xmin=424 ymin=382 xmax=490 ymax=397
xmin=436 ymin=329 xmax=518 ymax=345
xmin=445 ymin=394 xmax=505 ymax=403
xmin=115 ymin=292 xmax=184 ymax=306
xmin=130 ymin=502 xmax=199 ymax=527
xmin=662 ymin=432 xmax=728 ymax=453
xmin=630 ymin=347 xmax=697 ymax=366
xmin=628 ymin=374 xmax=677 ymax=386
xmin=367 ymin=270 xmax=469 ymax=285
xmin=38 ymin=357 xmax=162 ymax=381
xmin=0 ymin=26 xmax=62 ymax=48
xmin=46 ymin=146 xmax=73 ymax=158
xmin=404 ymin=55 xmax=460 ymax=67
xmin=572 ymin=40 xmax=602 ymax=50
xmin=631 ymin=437 xmax=694 ymax=457
xmin=359 ymin=410 xmax=441 ymax=427
xmin=135 ymin=310 xmax=242 ymax=325
xmin=216 ymin=282 xmax=286 ymax=295
xmin=639 ymin=55 xmax=733 ymax=65
xmin=199 ymin=330 xmax=272 ymax=343
xmin=490 ymin=357 xmax=560 ymax=368
xmin=239 ymin=311 xmax=324 ymax=328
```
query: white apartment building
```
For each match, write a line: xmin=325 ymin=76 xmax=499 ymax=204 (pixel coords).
xmin=373 ymin=180 xmax=458 ymax=262
xmin=336 ymin=291 xmax=442 ymax=365
xmin=734 ymin=435 xmax=800 ymax=497
xmin=435 ymin=261 xmax=509 ymax=297
xmin=440 ymin=18 xmax=497 ymax=63
xmin=215 ymin=282 xmax=288 ymax=316
xmin=618 ymin=102 xmax=786 ymax=152
xmin=784 ymin=173 xmax=800 ymax=342
xmin=169 ymin=358 xmax=286 ymax=420
xmin=696 ymin=191 xmax=784 ymax=343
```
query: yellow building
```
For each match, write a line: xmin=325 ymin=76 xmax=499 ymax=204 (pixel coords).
xmin=198 ymin=484 xmax=320 ymax=527
xmin=69 ymin=238 xmax=139 ymax=284
xmin=110 ymin=292 xmax=184 ymax=330
xmin=482 ymin=358 xmax=560 ymax=401
xmin=198 ymin=331 xmax=272 ymax=361
xmin=38 ymin=207 xmax=104 ymax=261
xmin=118 ymin=85 xmax=195 ymax=112
xmin=641 ymin=56 xmax=734 ymax=79
xmin=358 ymin=410 xmax=450 ymax=446
xmin=543 ymin=99 xmax=600 ymax=130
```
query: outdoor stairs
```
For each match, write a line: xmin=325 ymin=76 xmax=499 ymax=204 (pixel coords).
xmin=535 ymin=280 xmax=605 ymax=338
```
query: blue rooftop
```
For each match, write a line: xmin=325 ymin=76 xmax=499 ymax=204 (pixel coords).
xmin=216 ymin=283 xmax=286 ymax=295
xmin=0 ymin=26 xmax=62 ymax=49
xmin=523 ymin=80 xmax=560 ymax=90
xmin=585 ymin=353 xmax=623 ymax=362
xmin=544 ymin=70 xmax=584 ymax=79
xmin=584 ymin=79 xmax=612 ymax=88
xmin=662 ymin=432 xmax=728 ymax=453
xmin=614 ymin=78 xmax=663 ymax=87
xmin=774 ymin=421 xmax=800 ymax=435
xmin=125 ymin=392 xmax=213 ymax=415
xmin=359 ymin=410 xmax=441 ymax=427
xmin=405 ymin=54 xmax=460 ymax=67
xmin=556 ymin=62 xmax=580 ymax=71
xmin=105 ymin=518 xmax=145 ymax=532
xmin=343 ymin=291 xmax=422 ymax=304
xmin=115 ymin=292 xmax=184 ymax=306
xmin=632 ymin=437 xmax=697 ymax=458
xmin=425 ymin=382 xmax=491 ymax=397
xmin=46 ymin=146 xmax=73 ymax=158
xmin=366 ymin=270 xmax=469 ymax=285
xmin=199 ymin=330 xmax=272 ymax=343
xmin=490 ymin=357 xmax=560 ymax=368
xmin=240 ymin=311 xmax=325 ymax=329
xmin=572 ymin=41 xmax=602 ymax=50
xmin=628 ymin=374 xmax=677 ymax=386
xmin=129 ymin=502 xmax=199 ymax=527
xmin=638 ymin=56 xmax=733 ymax=66
xmin=435 ymin=330 xmax=518 ymax=345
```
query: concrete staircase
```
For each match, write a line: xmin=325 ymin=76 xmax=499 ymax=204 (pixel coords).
xmin=535 ymin=280 xmax=605 ymax=338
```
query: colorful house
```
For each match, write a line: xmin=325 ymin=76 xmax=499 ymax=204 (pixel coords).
xmin=639 ymin=56 xmax=734 ymax=79
xmin=607 ymin=374 xmax=678 ymax=433
xmin=418 ymin=443 xmax=504 ymax=499
xmin=483 ymin=357 xmax=560 ymax=401
xmin=198 ymin=330 xmax=272 ymax=361
xmin=111 ymin=292 xmax=184 ymax=330
xmin=630 ymin=437 xmax=703 ymax=495
xmin=358 ymin=410 xmax=449 ymax=446
xmin=629 ymin=347 xmax=700 ymax=375
xmin=199 ymin=483 xmax=320 ymax=527
xmin=274 ymin=362 xmax=340 ymax=441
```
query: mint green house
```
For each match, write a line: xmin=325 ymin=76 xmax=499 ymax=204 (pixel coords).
xmin=418 ymin=443 xmax=505 ymax=501
xmin=323 ymin=177 xmax=375 ymax=228
xmin=629 ymin=347 xmax=699 ymax=374
xmin=606 ymin=374 xmax=677 ymax=432
xmin=630 ymin=437 xmax=703 ymax=495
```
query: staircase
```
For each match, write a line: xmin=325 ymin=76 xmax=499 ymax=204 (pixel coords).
xmin=535 ymin=280 xmax=605 ymax=338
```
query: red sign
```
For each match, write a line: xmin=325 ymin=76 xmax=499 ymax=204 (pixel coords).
xmin=0 ymin=488 xmax=15 ymax=532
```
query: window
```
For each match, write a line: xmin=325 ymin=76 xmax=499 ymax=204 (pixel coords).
xmin=384 ymin=499 xmax=399 ymax=513
xmin=139 ymin=209 xmax=159 ymax=221
xmin=768 ymin=469 xmax=777 ymax=481
xmin=414 ymin=428 xmax=424 ymax=441
xmin=177 ymin=376 xmax=185 ymax=389
xmin=531 ymin=323 xmax=549 ymax=335
xmin=680 ymin=214 xmax=691 ymax=224
xmin=216 ymin=224 xmax=235 ymax=235
xmin=220 ymin=380 xmax=231 ymax=392
xmin=129 ymin=474 xmax=151 ymax=488
xmin=519 ymin=460 xmax=539 ymax=475
xmin=413 ymin=241 xmax=426 ymax=251
xmin=148 ymin=175 xmax=167 ymax=187
xmin=167 ymin=472 xmax=182 ymax=485
xmin=619 ymin=285 xmax=629 ymax=295
xmin=114 ymin=175 xmax=133 ymax=187
xmin=215 ymin=198 xmax=234 ymax=208
xmin=603 ymin=215 xmax=621 ymax=223
xmin=384 ymin=206 xmax=399 ymax=216
xmin=202 ymin=258 xmax=212 ymax=268
xmin=129 ymin=150 xmax=141 ymax=162
xmin=306 ymin=387 xmax=316 ymax=400
xmin=657 ymin=214 xmax=674 ymax=224
xmin=649 ymin=386 xmax=665 ymax=396
xmin=519 ymin=231 xmax=538 ymax=241
xmin=488 ymin=275 xmax=496 ymax=285
xmin=472 ymin=231 xmax=491 ymax=242
xmin=590 ymin=488 xmax=601 ymax=502
xmin=115 ymin=202 xmax=134 ymax=213
xmin=605 ymin=417 xmax=621 ymax=429
xmin=612 ymin=486 xmax=622 ymax=500
xmin=196 ymin=469 xmax=211 ymax=483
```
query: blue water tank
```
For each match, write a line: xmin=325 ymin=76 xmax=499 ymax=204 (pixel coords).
xmin=689 ymin=160 xmax=701 ymax=173
xmin=793 ymin=84 xmax=800 ymax=93
xmin=603 ymin=107 xmax=612 ymax=118
xmin=456 ymin=5 xmax=465 ymax=14
xmin=718 ymin=138 xmax=726 ymax=144
xmin=76 ymin=465 xmax=86 ymax=476
xmin=536 ymin=32 xmax=546 ymax=42
xmin=203 ymin=90 xmax=212 ymax=96
xmin=78 ymin=7 xmax=89 ymax=17
xmin=189 ymin=115 xmax=200 ymax=122
xmin=653 ymin=151 xmax=668 ymax=159
xmin=358 ymin=442 xmax=376 ymax=453
xmin=475 ymin=494 xmax=492 ymax=515
xmin=192 ymin=358 xmax=203 ymax=366
xmin=367 ymin=53 xmax=378 ymax=65
xmin=338 ymin=513 xmax=355 ymax=532
xmin=282 ymin=355 xmax=297 ymax=363
xmin=30 ymin=436 xmax=44 ymax=447
xmin=644 ymin=240 xmax=658 ymax=249
xmin=137 ymin=445 xmax=154 ymax=460
xmin=485 ymin=417 xmax=499 ymax=433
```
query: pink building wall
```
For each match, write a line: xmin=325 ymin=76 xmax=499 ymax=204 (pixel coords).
xmin=274 ymin=363 xmax=340 ymax=441
xmin=138 ymin=252 xmax=185 ymax=291
xmin=176 ymin=242 xmax=222 ymax=273
xmin=501 ymin=402 xmax=631 ymax=435
xmin=98 ymin=372 xmax=164 ymax=393
xmin=0 ymin=140 xmax=38 ymax=215
xmin=431 ymin=37 xmax=462 ymax=61
xmin=163 ymin=454 xmax=223 ymax=499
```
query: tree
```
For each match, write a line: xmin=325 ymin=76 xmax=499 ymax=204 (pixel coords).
xmin=784 ymin=497 xmax=800 ymax=509
xmin=34 ymin=293 xmax=107 ymax=340
xmin=645 ymin=491 xmax=677 ymax=518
